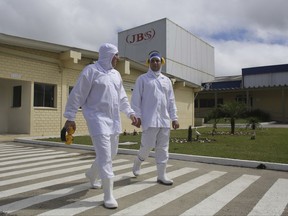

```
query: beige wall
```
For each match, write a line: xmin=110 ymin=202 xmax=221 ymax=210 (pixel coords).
xmin=195 ymin=88 xmax=288 ymax=123
xmin=174 ymin=85 xmax=194 ymax=128
xmin=251 ymin=88 xmax=288 ymax=122
xmin=0 ymin=79 xmax=10 ymax=133
xmin=0 ymin=44 xmax=90 ymax=136
xmin=0 ymin=50 xmax=34 ymax=134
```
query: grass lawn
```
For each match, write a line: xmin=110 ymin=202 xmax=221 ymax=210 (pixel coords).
xmin=42 ymin=127 xmax=288 ymax=164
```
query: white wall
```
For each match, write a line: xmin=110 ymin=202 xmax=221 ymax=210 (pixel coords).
xmin=244 ymin=72 xmax=288 ymax=88
xmin=118 ymin=18 xmax=215 ymax=86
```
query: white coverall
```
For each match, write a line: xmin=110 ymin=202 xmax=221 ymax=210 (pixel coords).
xmin=64 ymin=45 xmax=135 ymax=179
xmin=131 ymin=68 xmax=178 ymax=164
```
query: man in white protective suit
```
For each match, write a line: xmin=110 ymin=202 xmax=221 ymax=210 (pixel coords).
xmin=63 ymin=43 xmax=138 ymax=209
xmin=131 ymin=51 xmax=179 ymax=185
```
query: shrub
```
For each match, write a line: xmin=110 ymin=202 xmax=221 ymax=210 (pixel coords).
xmin=246 ymin=109 xmax=270 ymax=122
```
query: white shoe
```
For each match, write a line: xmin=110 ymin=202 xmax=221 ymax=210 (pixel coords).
xmin=157 ymin=163 xmax=173 ymax=186
xmin=102 ymin=178 xmax=118 ymax=209
xmin=85 ymin=171 xmax=102 ymax=189
xmin=132 ymin=157 xmax=142 ymax=176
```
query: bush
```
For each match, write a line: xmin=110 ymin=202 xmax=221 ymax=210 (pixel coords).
xmin=246 ymin=109 xmax=270 ymax=122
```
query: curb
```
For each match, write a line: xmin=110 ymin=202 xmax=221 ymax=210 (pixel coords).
xmin=14 ymin=137 xmax=288 ymax=172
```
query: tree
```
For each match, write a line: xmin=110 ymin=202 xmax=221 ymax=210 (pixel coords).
xmin=220 ymin=101 xmax=247 ymax=134
xmin=246 ymin=117 xmax=261 ymax=130
xmin=206 ymin=107 xmax=224 ymax=135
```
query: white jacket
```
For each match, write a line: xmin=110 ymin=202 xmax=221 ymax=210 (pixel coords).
xmin=131 ymin=69 xmax=178 ymax=131
xmin=64 ymin=44 xmax=134 ymax=136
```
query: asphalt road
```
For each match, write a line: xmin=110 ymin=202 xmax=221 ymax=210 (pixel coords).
xmin=0 ymin=141 xmax=288 ymax=216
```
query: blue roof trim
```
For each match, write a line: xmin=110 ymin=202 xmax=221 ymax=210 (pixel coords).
xmin=242 ymin=64 xmax=288 ymax=75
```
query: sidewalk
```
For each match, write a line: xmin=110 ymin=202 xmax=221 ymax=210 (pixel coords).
xmin=13 ymin=135 xmax=288 ymax=172
xmin=203 ymin=121 xmax=288 ymax=128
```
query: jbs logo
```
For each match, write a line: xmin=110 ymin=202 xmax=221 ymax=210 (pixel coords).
xmin=126 ymin=29 xmax=155 ymax=44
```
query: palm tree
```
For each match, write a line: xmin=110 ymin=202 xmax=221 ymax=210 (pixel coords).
xmin=220 ymin=101 xmax=247 ymax=134
xmin=207 ymin=107 xmax=224 ymax=135
xmin=246 ymin=117 xmax=261 ymax=130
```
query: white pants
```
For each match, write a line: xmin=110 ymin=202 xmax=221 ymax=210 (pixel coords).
xmin=138 ymin=127 xmax=170 ymax=164
xmin=91 ymin=134 xmax=119 ymax=179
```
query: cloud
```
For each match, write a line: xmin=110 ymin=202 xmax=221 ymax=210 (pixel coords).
xmin=214 ymin=40 xmax=288 ymax=76
xmin=0 ymin=0 xmax=287 ymax=76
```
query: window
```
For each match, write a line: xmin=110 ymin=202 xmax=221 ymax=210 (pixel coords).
xmin=235 ymin=95 xmax=253 ymax=107
xmin=12 ymin=85 xmax=22 ymax=107
xmin=34 ymin=83 xmax=55 ymax=107
xmin=197 ymin=98 xmax=223 ymax=108
xmin=235 ymin=95 xmax=247 ymax=104
xmin=200 ymin=99 xmax=215 ymax=108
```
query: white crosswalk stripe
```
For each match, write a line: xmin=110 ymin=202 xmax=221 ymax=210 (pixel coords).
xmin=112 ymin=170 xmax=226 ymax=216
xmin=38 ymin=167 xmax=193 ymax=216
xmin=0 ymin=144 xmax=35 ymax=151
xmin=0 ymin=152 xmax=80 ymax=166
xmin=0 ymin=148 xmax=47 ymax=155
xmin=0 ymin=159 xmax=129 ymax=186
xmin=0 ymin=155 xmax=84 ymax=172
xmin=0 ymin=160 xmax=139 ymax=214
xmin=0 ymin=162 xmax=136 ymax=199
xmin=0 ymin=150 xmax=67 ymax=162
xmin=180 ymin=174 xmax=260 ymax=216
xmin=248 ymin=178 xmax=288 ymax=216
xmin=0 ymin=143 xmax=288 ymax=216
xmin=0 ymin=158 xmax=92 ymax=178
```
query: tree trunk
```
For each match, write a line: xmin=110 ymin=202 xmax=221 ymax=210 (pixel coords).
xmin=231 ymin=118 xmax=235 ymax=134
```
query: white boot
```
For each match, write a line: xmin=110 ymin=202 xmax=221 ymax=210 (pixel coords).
xmin=132 ymin=156 xmax=142 ymax=176
xmin=85 ymin=161 xmax=102 ymax=189
xmin=157 ymin=163 xmax=173 ymax=185
xmin=102 ymin=178 xmax=118 ymax=209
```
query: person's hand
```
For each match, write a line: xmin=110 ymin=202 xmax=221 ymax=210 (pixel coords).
xmin=172 ymin=120 xmax=179 ymax=130
xmin=64 ymin=120 xmax=76 ymax=132
xmin=135 ymin=118 xmax=142 ymax=128
xmin=131 ymin=116 xmax=141 ymax=128
xmin=130 ymin=114 xmax=138 ymax=126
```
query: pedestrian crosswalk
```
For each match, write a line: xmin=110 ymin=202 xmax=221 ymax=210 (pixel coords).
xmin=0 ymin=142 xmax=288 ymax=216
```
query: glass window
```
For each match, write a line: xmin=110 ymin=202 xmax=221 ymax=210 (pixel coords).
xmin=34 ymin=83 xmax=55 ymax=107
xmin=199 ymin=99 xmax=215 ymax=108
xmin=197 ymin=98 xmax=223 ymax=108
xmin=12 ymin=85 xmax=22 ymax=107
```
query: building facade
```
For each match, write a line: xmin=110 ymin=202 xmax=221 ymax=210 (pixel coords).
xmin=0 ymin=34 xmax=199 ymax=136
xmin=195 ymin=64 xmax=288 ymax=123
xmin=1 ymin=19 xmax=215 ymax=137
xmin=118 ymin=18 xmax=215 ymax=86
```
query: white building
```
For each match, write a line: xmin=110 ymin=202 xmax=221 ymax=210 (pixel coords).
xmin=118 ymin=18 xmax=215 ymax=87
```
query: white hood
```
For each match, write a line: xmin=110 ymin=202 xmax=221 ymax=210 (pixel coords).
xmin=97 ymin=43 xmax=118 ymax=70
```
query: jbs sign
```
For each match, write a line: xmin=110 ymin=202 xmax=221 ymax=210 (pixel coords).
xmin=126 ymin=28 xmax=155 ymax=44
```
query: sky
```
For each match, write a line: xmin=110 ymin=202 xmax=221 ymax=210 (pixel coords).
xmin=0 ymin=0 xmax=287 ymax=76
